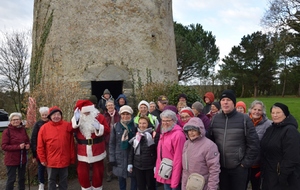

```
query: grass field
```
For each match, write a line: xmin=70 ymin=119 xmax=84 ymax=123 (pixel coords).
xmin=237 ymin=97 xmax=300 ymax=125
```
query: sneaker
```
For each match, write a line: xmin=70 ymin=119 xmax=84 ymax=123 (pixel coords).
xmin=106 ymin=175 xmax=112 ymax=182
xmin=38 ymin=183 xmax=44 ymax=190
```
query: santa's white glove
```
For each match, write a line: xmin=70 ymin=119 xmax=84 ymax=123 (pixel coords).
xmin=74 ymin=108 xmax=80 ymax=122
xmin=127 ymin=164 xmax=133 ymax=173
xmin=92 ymin=120 xmax=100 ymax=130
xmin=93 ymin=120 xmax=104 ymax=136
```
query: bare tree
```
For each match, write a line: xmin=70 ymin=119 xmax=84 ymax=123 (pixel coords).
xmin=0 ymin=30 xmax=31 ymax=112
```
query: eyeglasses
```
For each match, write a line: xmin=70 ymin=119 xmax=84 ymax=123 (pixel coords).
xmin=162 ymin=119 xmax=173 ymax=123
xmin=11 ymin=119 xmax=21 ymax=121
xmin=181 ymin=116 xmax=191 ymax=120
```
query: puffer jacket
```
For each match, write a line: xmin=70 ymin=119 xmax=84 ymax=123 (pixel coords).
xmin=260 ymin=115 xmax=300 ymax=190
xmin=209 ymin=109 xmax=259 ymax=169
xmin=128 ymin=130 xmax=160 ymax=170
xmin=182 ymin=117 xmax=220 ymax=190
xmin=154 ymin=124 xmax=186 ymax=188
xmin=37 ymin=120 xmax=75 ymax=168
xmin=1 ymin=124 xmax=30 ymax=166
xmin=109 ymin=120 xmax=136 ymax=178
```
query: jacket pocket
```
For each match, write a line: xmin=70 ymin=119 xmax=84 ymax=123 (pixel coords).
xmin=238 ymin=147 xmax=245 ymax=161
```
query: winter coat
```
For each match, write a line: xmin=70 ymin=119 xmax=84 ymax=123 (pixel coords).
xmin=1 ymin=124 xmax=30 ymax=166
xmin=151 ymin=108 xmax=162 ymax=123
xmin=134 ymin=112 xmax=159 ymax=129
xmin=97 ymin=95 xmax=114 ymax=113
xmin=197 ymin=113 xmax=211 ymax=131
xmin=30 ymin=119 xmax=47 ymax=158
xmin=203 ymin=92 xmax=215 ymax=114
xmin=154 ymin=124 xmax=186 ymax=188
xmin=109 ymin=119 xmax=136 ymax=178
xmin=208 ymin=109 xmax=259 ymax=169
xmin=260 ymin=115 xmax=300 ymax=190
xmin=37 ymin=120 xmax=75 ymax=168
xmin=128 ymin=130 xmax=160 ymax=170
xmin=115 ymin=94 xmax=127 ymax=112
xmin=103 ymin=110 xmax=120 ymax=144
xmin=182 ymin=118 xmax=220 ymax=190
xmin=71 ymin=113 xmax=110 ymax=163
xmin=250 ymin=114 xmax=272 ymax=167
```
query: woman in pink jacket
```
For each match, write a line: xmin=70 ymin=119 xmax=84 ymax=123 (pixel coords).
xmin=182 ymin=117 xmax=220 ymax=190
xmin=154 ymin=110 xmax=186 ymax=190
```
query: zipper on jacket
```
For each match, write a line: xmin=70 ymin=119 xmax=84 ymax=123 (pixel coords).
xmin=222 ymin=115 xmax=228 ymax=168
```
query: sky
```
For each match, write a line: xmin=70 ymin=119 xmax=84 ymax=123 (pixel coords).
xmin=0 ymin=0 xmax=269 ymax=67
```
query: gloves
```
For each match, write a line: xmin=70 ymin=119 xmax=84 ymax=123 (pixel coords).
xmin=74 ymin=108 xmax=81 ymax=122
xmin=109 ymin=162 xmax=117 ymax=167
xmin=92 ymin=120 xmax=100 ymax=130
xmin=127 ymin=164 xmax=133 ymax=173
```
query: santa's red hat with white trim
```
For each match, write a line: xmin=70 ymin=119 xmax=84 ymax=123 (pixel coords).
xmin=75 ymin=99 xmax=95 ymax=113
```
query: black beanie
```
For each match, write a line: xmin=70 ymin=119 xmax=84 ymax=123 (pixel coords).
xmin=220 ymin=90 xmax=236 ymax=106
xmin=272 ymin=102 xmax=290 ymax=117
xmin=212 ymin=102 xmax=221 ymax=110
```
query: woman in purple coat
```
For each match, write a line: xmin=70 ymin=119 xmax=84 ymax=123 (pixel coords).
xmin=182 ymin=117 xmax=220 ymax=190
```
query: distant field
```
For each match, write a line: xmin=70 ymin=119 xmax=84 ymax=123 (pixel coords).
xmin=237 ymin=97 xmax=300 ymax=125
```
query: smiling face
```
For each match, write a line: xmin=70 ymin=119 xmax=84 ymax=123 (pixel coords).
xmin=180 ymin=112 xmax=191 ymax=123
xmin=250 ymin=104 xmax=263 ymax=120
xmin=106 ymin=102 xmax=115 ymax=112
xmin=121 ymin=112 xmax=131 ymax=122
xmin=271 ymin=107 xmax=286 ymax=124
xmin=161 ymin=117 xmax=175 ymax=129
xmin=220 ymin=98 xmax=235 ymax=114
xmin=187 ymin=129 xmax=200 ymax=141
xmin=10 ymin=116 xmax=22 ymax=127
xmin=139 ymin=104 xmax=148 ymax=116
xmin=50 ymin=112 xmax=62 ymax=123
xmin=236 ymin=106 xmax=245 ymax=113
xmin=40 ymin=112 xmax=49 ymax=122
xmin=138 ymin=118 xmax=149 ymax=131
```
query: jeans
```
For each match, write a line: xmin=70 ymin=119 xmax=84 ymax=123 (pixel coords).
xmin=118 ymin=176 xmax=137 ymax=190
xmin=37 ymin=161 xmax=46 ymax=184
xmin=163 ymin=183 xmax=181 ymax=190
xmin=219 ymin=165 xmax=248 ymax=190
xmin=5 ymin=164 xmax=26 ymax=190
xmin=47 ymin=167 xmax=68 ymax=190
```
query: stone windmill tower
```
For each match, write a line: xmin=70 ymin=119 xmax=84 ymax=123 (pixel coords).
xmin=30 ymin=0 xmax=177 ymax=102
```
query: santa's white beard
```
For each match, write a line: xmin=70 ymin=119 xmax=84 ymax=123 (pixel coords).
xmin=80 ymin=113 xmax=96 ymax=139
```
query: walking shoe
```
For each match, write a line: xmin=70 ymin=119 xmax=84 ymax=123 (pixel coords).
xmin=38 ymin=183 xmax=44 ymax=190
xmin=106 ymin=175 xmax=112 ymax=182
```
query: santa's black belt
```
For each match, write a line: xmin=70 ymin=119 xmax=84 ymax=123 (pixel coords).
xmin=76 ymin=137 xmax=103 ymax=145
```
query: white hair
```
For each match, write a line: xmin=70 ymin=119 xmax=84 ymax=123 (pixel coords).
xmin=9 ymin=112 xmax=22 ymax=121
xmin=39 ymin=107 xmax=49 ymax=114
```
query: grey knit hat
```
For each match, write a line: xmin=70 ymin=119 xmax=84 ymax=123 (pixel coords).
xmin=192 ymin=101 xmax=204 ymax=113
xmin=103 ymin=89 xmax=111 ymax=95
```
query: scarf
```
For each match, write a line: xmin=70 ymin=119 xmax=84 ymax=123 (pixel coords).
xmin=120 ymin=120 xmax=134 ymax=150
xmin=250 ymin=114 xmax=263 ymax=126
xmin=129 ymin=128 xmax=154 ymax=155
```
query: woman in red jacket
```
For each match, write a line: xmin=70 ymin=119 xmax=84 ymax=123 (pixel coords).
xmin=1 ymin=112 xmax=30 ymax=190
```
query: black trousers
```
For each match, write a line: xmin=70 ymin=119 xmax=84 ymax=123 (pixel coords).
xmin=219 ymin=165 xmax=249 ymax=190
xmin=134 ymin=167 xmax=156 ymax=190
xmin=246 ymin=167 xmax=261 ymax=190
xmin=6 ymin=164 xmax=26 ymax=190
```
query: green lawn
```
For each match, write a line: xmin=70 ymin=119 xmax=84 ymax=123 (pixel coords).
xmin=237 ymin=97 xmax=300 ymax=125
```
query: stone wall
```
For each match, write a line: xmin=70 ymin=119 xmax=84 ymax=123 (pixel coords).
xmin=31 ymin=0 xmax=178 ymax=98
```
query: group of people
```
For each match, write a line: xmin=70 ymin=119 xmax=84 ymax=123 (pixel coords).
xmin=1 ymin=89 xmax=300 ymax=190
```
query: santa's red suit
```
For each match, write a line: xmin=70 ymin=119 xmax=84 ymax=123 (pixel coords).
xmin=71 ymin=100 xmax=110 ymax=190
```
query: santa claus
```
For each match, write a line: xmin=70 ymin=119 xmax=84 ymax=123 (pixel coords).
xmin=71 ymin=99 xmax=110 ymax=190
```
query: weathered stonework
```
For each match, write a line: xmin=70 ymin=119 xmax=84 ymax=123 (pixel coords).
xmin=31 ymin=0 xmax=177 ymax=98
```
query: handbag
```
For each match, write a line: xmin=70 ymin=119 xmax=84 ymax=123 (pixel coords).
xmin=186 ymin=173 xmax=205 ymax=190
xmin=158 ymin=141 xmax=173 ymax=179
xmin=185 ymin=147 xmax=205 ymax=190
xmin=158 ymin=158 xmax=173 ymax=179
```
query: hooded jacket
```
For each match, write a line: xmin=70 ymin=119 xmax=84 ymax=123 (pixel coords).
xmin=115 ymin=94 xmax=127 ymax=112
xmin=182 ymin=118 xmax=220 ymax=190
xmin=154 ymin=124 xmax=186 ymax=188
xmin=203 ymin=92 xmax=215 ymax=114
xmin=37 ymin=119 xmax=75 ymax=168
xmin=260 ymin=115 xmax=300 ymax=190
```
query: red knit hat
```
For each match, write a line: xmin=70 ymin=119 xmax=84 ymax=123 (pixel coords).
xmin=236 ymin=101 xmax=246 ymax=113
xmin=180 ymin=107 xmax=194 ymax=117
xmin=75 ymin=100 xmax=95 ymax=113
xmin=47 ymin=106 xmax=62 ymax=120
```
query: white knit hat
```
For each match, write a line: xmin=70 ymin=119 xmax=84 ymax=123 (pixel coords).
xmin=138 ymin=100 xmax=150 ymax=110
